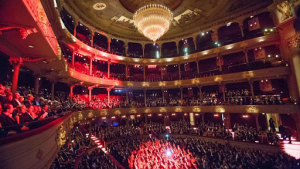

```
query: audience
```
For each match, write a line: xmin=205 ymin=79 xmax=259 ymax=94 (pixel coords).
xmin=0 ymin=82 xmax=85 ymax=136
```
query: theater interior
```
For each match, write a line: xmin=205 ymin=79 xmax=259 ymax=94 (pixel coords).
xmin=0 ymin=0 xmax=300 ymax=168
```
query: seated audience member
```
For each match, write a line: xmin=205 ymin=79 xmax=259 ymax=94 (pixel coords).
xmin=38 ymin=104 xmax=49 ymax=119
xmin=19 ymin=96 xmax=24 ymax=105
xmin=33 ymin=95 xmax=40 ymax=106
xmin=4 ymin=92 xmax=13 ymax=105
xmin=0 ymin=104 xmax=17 ymax=127
xmin=33 ymin=105 xmax=42 ymax=117
xmin=17 ymin=105 xmax=33 ymax=124
xmin=0 ymin=83 xmax=6 ymax=105
xmin=24 ymin=94 xmax=34 ymax=107
xmin=26 ymin=105 xmax=38 ymax=120
xmin=12 ymin=93 xmax=22 ymax=107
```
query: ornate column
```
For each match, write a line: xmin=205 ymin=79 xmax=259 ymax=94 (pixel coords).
xmin=243 ymin=48 xmax=249 ymax=63
xmin=222 ymin=83 xmax=226 ymax=102
xmin=73 ymin=19 xmax=78 ymax=37
xmin=253 ymin=114 xmax=260 ymax=131
xmin=34 ymin=75 xmax=40 ymax=95
xmin=239 ymin=24 xmax=244 ymax=37
xmin=89 ymin=56 xmax=93 ymax=75
xmin=189 ymin=113 xmax=195 ymax=126
xmin=144 ymin=89 xmax=147 ymax=106
xmin=286 ymin=33 xmax=300 ymax=99
xmin=51 ymin=81 xmax=56 ymax=101
xmin=178 ymin=63 xmax=181 ymax=79
xmin=193 ymin=36 xmax=197 ymax=50
xmin=196 ymin=59 xmax=200 ymax=74
xmin=201 ymin=113 xmax=205 ymax=124
xmin=217 ymin=54 xmax=222 ymax=72
xmin=160 ymin=65 xmax=163 ymax=80
xmin=72 ymin=49 xmax=77 ymax=68
xmin=90 ymin=30 xmax=94 ymax=47
xmin=108 ymin=60 xmax=111 ymax=78
xmin=180 ymin=87 xmax=183 ymax=100
xmin=125 ymin=64 xmax=128 ymax=80
xmin=249 ymin=80 xmax=255 ymax=98
xmin=126 ymin=89 xmax=129 ymax=103
xmin=88 ymin=87 xmax=93 ymax=102
xmin=9 ymin=58 xmax=23 ymax=93
xmin=143 ymin=65 xmax=146 ymax=81
xmin=107 ymin=38 xmax=111 ymax=53
xmin=142 ymin=44 xmax=145 ymax=58
xmin=198 ymin=85 xmax=202 ymax=101
xmin=69 ymin=85 xmax=74 ymax=102
xmin=162 ymin=88 xmax=165 ymax=104
xmin=176 ymin=41 xmax=179 ymax=55
xmin=124 ymin=42 xmax=128 ymax=57
xmin=107 ymin=88 xmax=111 ymax=103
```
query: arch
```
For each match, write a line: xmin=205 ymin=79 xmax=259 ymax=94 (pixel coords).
xmin=76 ymin=22 xmax=91 ymax=45
xmin=60 ymin=8 xmax=75 ymax=34
xmin=110 ymin=39 xmax=125 ymax=56
xmin=93 ymin=33 xmax=108 ymax=52
xmin=217 ymin=22 xmax=242 ymax=45
xmin=161 ymin=42 xmax=176 ymax=58
xmin=242 ymin=12 xmax=274 ymax=39
xmin=128 ymin=42 xmax=143 ymax=58
xmin=144 ymin=43 xmax=159 ymax=58
xmin=196 ymin=31 xmax=213 ymax=51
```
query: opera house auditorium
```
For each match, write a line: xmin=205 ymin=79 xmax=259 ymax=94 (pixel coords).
xmin=1 ymin=0 xmax=300 ymax=168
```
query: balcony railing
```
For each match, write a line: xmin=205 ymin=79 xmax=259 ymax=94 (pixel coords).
xmin=68 ymin=66 xmax=290 ymax=89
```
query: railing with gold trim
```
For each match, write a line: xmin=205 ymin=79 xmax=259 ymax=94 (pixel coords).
xmin=61 ymin=28 xmax=280 ymax=65
xmin=68 ymin=66 xmax=290 ymax=89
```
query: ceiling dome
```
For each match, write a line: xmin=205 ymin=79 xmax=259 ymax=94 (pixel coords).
xmin=118 ymin=0 xmax=184 ymax=13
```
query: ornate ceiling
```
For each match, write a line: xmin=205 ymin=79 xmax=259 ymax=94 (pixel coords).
xmin=62 ymin=0 xmax=271 ymax=41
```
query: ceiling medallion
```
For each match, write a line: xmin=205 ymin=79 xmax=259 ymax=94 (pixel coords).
xmin=133 ymin=4 xmax=173 ymax=43
xmin=93 ymin=3 xmax=106 ymax=10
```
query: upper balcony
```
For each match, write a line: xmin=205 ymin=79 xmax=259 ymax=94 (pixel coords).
xmin=55 ymin=6 xmax=279 ymax=65
xmin=67 ymin=66 xmax=290 ymax=89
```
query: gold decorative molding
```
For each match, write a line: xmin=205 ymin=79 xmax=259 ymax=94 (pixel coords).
xmin=286 ymin=33 xmax=300 ymax=50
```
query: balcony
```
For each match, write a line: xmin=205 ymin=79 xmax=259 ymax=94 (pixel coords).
xmin=61 ymin=28 xmax=280 ymax=65
xmin=68 ymin=66 xmax=290 ymax=89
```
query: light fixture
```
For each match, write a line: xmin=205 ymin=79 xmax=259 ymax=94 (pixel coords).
xmin=28 ymin=45 xmax=34 ymax=48
xmin=133 ymin=4 xmax=173 ymax=42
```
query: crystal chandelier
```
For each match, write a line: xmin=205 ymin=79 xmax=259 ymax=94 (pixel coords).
xmin=133 ymin=4 xmax=173 ymax=43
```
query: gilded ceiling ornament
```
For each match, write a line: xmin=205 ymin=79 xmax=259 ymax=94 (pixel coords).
xmin=277 ymin=1 xmax=293 ymax=21
xmin=93 ymin=3 xmax=106 ymax=10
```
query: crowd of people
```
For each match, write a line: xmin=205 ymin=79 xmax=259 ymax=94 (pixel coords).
xmin=0 ymin=82 xmax=84 ymax=136
xmin=129 ymin=139 xmax=197 ymax=169
xmin=51 ymin=127 xmax=93 ymax=169
xmin=101 ymin=123 xmax=299 ymax=169
xmin=50 ymin=115 xmax=298 ymax=169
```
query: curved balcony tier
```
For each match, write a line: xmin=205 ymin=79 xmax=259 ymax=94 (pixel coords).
xmin=67 ymin=66 xmax=289 ymax=89
xmin=60 ymin=28 xmax=280 ymax=65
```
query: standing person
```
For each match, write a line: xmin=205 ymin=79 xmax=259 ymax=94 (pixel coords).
xmin=269 ymin=118 xmax=276 ymax=132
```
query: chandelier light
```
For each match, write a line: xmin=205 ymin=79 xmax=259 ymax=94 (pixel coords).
xmin=133 ymin=4 xmax=173 ymax=43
